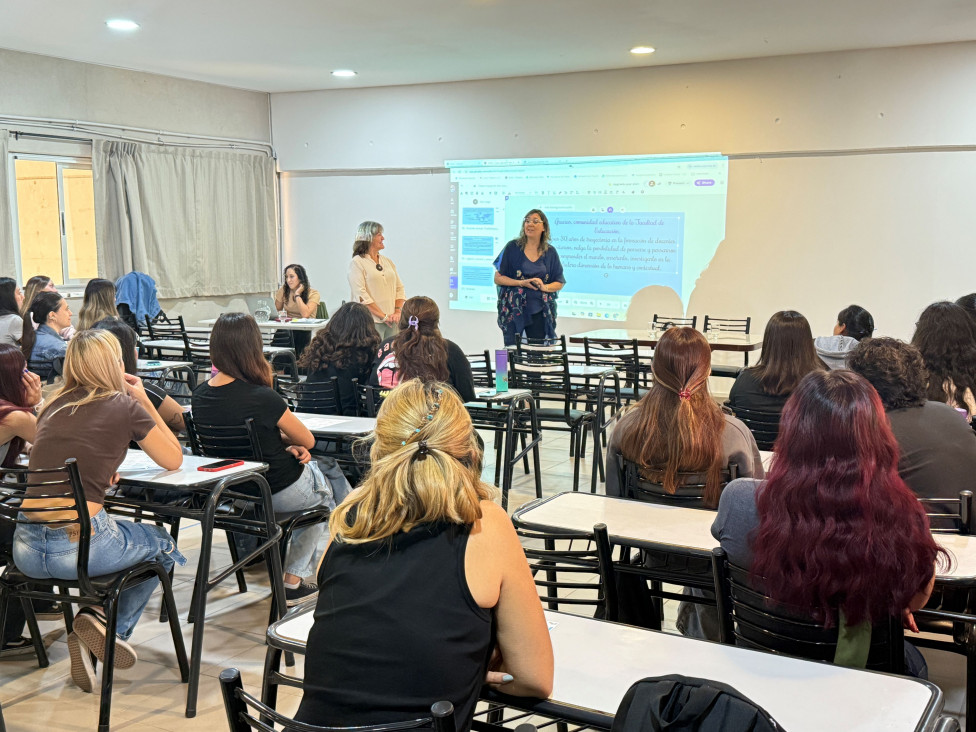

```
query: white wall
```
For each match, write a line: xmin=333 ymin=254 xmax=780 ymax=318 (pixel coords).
xmin=273 ymin=41 xmax=976 ymax=353
xmin=1 ymin=48 xmax=273 ymax=323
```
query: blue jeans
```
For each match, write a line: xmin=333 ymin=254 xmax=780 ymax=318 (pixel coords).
xmin=12 ymin=510 xmax=187 ymax=640
xmin=273 ymin=461 xmax=336 ymax=578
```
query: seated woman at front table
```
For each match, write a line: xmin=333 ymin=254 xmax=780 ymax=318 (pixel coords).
xmin=814 ymin=304 xmax=874 ymax=370
xmin=370 ymin=296 xmax=477 ymax=403
xmin=911 ymin=300 xmax=976 ymax=419
xmin=298 ymin=302 xmax=379 ymax=416
xmin=713 ymin=370 xmax=947 ymax=678
xmin=493 ymin=209 xmax=565 ymax=346
xmin=728 ymin=310 xmax=826 ymax=415
xmin=92 ymin=317 xmax=185 ymax=433
xmin=0 ymin=277 xmax=24 ymax=346
xmin=191 ymin=313 xmax=336 ymax=605
xmin=77 ymin=278 xmax=120 ymax=331
xmin=274 ymin=263 xmax=320 ymax=354
xmin=14 ymin=330 xmax=185 ymax=691
xmin=295 ymin=379 xmax=553 ymax=730
xmin=20 ymin=292 xmax=71 ymax=382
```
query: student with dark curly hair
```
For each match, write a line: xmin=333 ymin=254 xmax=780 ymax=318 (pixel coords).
xmin=848 ymin=337 xmax=976 ymax=522
xmin=911 ymin=301 xmax=976 ymax=418
xmin=956 ymin=292 xmax=976 ymax=328
xmin=814 ymin=304 xmax=875 ymax=369
xmin=298 ymin=302 xmax=380 ymax=416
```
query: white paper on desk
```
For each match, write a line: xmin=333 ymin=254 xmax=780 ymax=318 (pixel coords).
xmin=300 ymin=417 xmax=345 ymax=430
xmin=547 ymin=620 xmax=559 ymax=631
xmin=118 ymin=452 xmax=161 ymax=472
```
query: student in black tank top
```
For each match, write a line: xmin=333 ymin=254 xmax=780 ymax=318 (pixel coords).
xmin=296 ymin=380 xmax=553 ymax=731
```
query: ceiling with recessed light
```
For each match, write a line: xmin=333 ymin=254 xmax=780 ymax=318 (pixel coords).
xmin=0 ymin=0 xmax=974 ymax=93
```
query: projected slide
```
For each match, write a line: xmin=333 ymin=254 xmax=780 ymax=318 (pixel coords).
xmin=446 ymin=153 xmax=727 ymax=320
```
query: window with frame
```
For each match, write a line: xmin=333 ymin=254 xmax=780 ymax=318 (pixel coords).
xmin=10 ymin=155 xmax=98 ymax=286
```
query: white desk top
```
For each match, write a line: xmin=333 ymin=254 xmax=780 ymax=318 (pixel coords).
xmin=136 ymin=359 xmax=193 ymax=373
xmin=269 ymin=608 xmax=939 ymax=732
xmin=570 ymin=329 xmax=763 ymax=352
xmin=470 ymin=388 xmax=533 ymax=402
xmin=515 ymin=492 xmax=973 ymax=583
xmin=199 ymin=317 xmax=327 ymax=332
xmin=141 ymin=339 xmax=189 ymax=350
xmin=116 ymin=449 xmax=267 ymax=486
xmin=568 ymin=364 xmax=616 ymax=377
xmin=292 ymin=412 xmax=376 ymax=436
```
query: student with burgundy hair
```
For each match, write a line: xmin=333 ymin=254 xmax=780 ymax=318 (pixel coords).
xmin=712 ymin=369 xmax=948 ymax=676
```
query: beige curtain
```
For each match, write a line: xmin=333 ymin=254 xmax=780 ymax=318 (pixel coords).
xmin=93 ymin=140 xmax=277 ymax=298
xmin=0 ymin=130 xmax=17 ymax=277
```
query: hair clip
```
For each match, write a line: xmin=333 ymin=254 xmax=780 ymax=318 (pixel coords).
xmin=408 ymin=315 xmax=419 ymax=331
xmin=412 ymin=440 xmax=430 ymax=462
xmin=678 ymin=388 xmax=692 ymax=401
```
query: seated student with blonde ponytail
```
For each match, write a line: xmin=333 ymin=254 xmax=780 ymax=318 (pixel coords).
xmin=21 ymin=291 xmax=71 ymax=381
xmin=296 ymin=380 xmax=552 ymax=731
xmin=370 ymin=296 xmax=476 ymax=402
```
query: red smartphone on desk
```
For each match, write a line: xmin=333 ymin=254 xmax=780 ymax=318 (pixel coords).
xmin=197 ymin=459 xmax=244 ymax=472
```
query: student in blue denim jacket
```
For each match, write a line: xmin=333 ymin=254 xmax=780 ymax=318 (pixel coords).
xmin=21 ymin=291 xmax=70 ymax=381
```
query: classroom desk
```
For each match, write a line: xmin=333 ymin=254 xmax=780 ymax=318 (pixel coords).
xmin=265 ymin=606 xmax=944 ymax=732
xmin=512 ymin=491 xmax=970 ymax=583
xmin=108 ymin=450 xmax=283 ymax=719
xmin=199 ymin=317 xmax=327 ymax=332
xmin=142 ymin=337 xmax=293 ymax=358
xmin=569 ymin=329 xmax=763 ymax=353
xmin=291 ymin=412 xmax=376 ymax=437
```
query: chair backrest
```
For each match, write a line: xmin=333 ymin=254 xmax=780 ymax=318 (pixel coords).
xmin=619 ymin=455 xmax=739 ymax=510
xmin=515 ymin=334 xmax=568 ymax=354
xmin=711 ymin=547 xmax=904 ymax=673
xmin=184 ymin=412 xmax=263 ymax=461
xmin=355 ymin=383 xmax=386 ymax=417
xmin=508 ymin=349 xmax=575 ymax=417
xmin=218 ymin=667 xmax=457 ymax=732
xmin=727 ymin=406 xmax=781 ymax=451
xmin=513 ymin=521 xmax=618 ymax=620
xmin=582 ymin=337 xmax=646 ymax=396
xmin=278 ymin=376 xmax=342 ymax=415
xmin=702 ymin=316 xmax=751 ymax=335
xmin=145 ymin=313 xmax=187 ymax=341
xmin=919 ymin=490 xmax=974 ymax=534
xmin=652 ymin=314 xmax=698 ymax=331
xmin=466 ymin=350 xmax=494 ymax=389
xmin=0 ymin=459 xmax=103 ymax=597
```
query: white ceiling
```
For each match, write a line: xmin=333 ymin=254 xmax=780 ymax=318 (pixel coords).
xmin=2 ymin=0 xmax=976 ymax=93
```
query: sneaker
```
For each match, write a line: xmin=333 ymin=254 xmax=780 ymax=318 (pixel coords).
xmin=67 ymin=632 xmax=95 ymax=692
xmin=0 ymin=636 xmax=37 ymax=660
xmin=73 ymin=612 xmax=137 ymax=670
xmin=32 ymin=601 xmax=64 ymax=622
xmin=285 ymin=580 xmax=319 ymax=607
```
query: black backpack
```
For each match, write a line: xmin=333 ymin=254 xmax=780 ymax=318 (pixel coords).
xmin=611 ymin=674 xmax=785 ymax=732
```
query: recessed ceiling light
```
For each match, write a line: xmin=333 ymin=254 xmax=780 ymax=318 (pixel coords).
xmin=331 ymin=70 xmax=357 ymax=78
xmin=106 ymin=19 xmax=140 ymax=31
xmin=630 ymin=46 xmax=655 ymax=55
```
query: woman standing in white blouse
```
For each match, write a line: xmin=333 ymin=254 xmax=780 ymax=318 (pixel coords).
xmin=348 ymin=221 xmax=406 ymax=340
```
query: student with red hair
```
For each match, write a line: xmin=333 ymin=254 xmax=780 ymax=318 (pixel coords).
xmin=713 ymin=369 xmax=947 ymax=676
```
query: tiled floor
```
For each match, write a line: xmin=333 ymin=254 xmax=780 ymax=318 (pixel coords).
xmin=0 ymin=430 xmax=966 ymax=730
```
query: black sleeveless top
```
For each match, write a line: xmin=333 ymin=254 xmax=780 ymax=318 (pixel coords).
xmin=295 ymin=522 xmax=494 ymax=731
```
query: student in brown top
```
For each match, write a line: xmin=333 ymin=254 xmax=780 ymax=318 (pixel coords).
xmin=13 ymin=330 xmax=184 ymax=693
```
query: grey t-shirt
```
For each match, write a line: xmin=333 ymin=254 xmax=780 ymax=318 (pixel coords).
xmin=0 ymin=313 xmax=22 ymax=346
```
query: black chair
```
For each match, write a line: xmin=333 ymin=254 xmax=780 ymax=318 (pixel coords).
xmin=935 ymin=716 xmax=962 ymax=732
xmin=356 ymin=383 xmax=387 ymax=417
xmin=514 ymin=521 xmax=618 ymax=621
xmin=581 ymin=337 xmax=648 ymax=406
xmin=727 ymin=405 xmax=781 ymax=451
xmin=144 ymin=312 xmax=188 ymax=341
xmin=652 ymin=314 xmax=698 ymax=331
xmin=0 ymin=460 xmax=189 ymax=732
xmin=467 ymin=350 xmax=495 ymax=389
xmin=711 ymin=547 xmax=905 ymax=674
xmin=183 ymin=413 xmax=332 ymax=601
xmin=618 ymin=456 xmax=739 ymax=510
xmin=920 ymin=490 xmax=974 ymax=534
xmin=277 ymin=376 xmax=342 ymax=415
xmin=509 ymin=348 xmax=598 ymax=492
xmin=703 ymin=316 xmax=752 ymax=366
xmin=219 ymin=667 xmax=458 ymax=732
